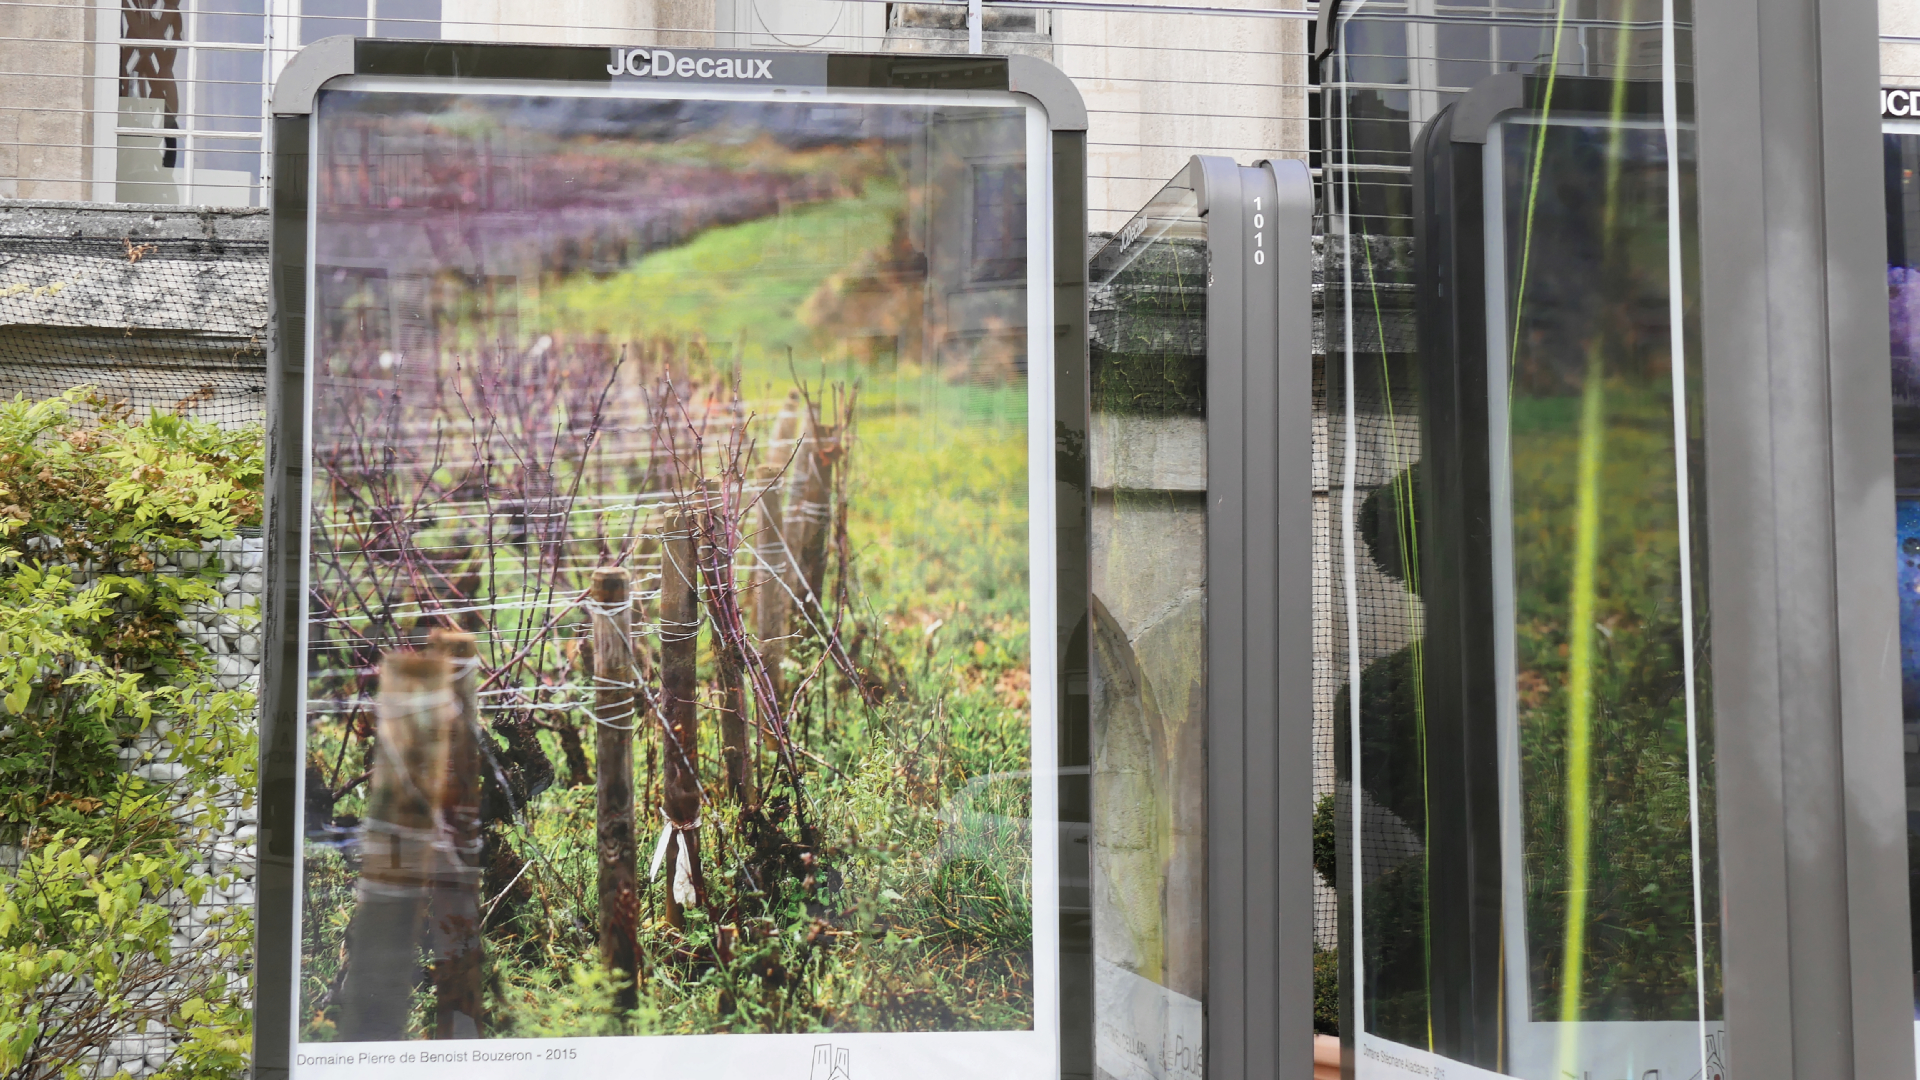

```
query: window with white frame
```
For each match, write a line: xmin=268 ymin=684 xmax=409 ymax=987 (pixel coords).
xmin=108 ymin=0 xmax=269 ymax=205
xmin=98 ymin=0 xmax=440 ymax=206
xmin=300 ymin=0 xmax=439 ymax=48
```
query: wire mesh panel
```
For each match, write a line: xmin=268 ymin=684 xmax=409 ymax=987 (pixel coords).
xmin=0 ymin=0 xmax=1314 ymax=229
xmin=0 ymin=200 xmax=266 ymax=426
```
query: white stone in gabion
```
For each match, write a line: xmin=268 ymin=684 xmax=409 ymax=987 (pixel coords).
xmin=240 ymin=571 xmax=263 ymax=592
xmin=224 ymin=590 xmax=246 ymax=609
xmin=237 ymin=633 xmax=260 ymax=656
xmin=136 ymin=762 xmax=185 ymax=783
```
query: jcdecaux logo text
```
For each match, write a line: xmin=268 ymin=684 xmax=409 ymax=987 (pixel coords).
xmin=607 ymin=48 xmax=774 ymax=80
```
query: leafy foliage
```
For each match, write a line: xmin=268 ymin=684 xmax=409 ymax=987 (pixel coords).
xmin=0 ymin=390 xmax=261 ymax=1080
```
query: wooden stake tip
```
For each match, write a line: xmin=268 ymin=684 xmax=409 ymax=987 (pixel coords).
xmin=383 ymin=650 xmax=451 ymax=683
xmin=428 ymin=627 xmax=478 ymax=659
xmin=591 ymin=566 xmax=631 ymax=599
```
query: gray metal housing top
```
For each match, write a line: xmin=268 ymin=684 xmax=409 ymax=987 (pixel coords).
xmin=270 ymin=36 xmax=1087 ymax=131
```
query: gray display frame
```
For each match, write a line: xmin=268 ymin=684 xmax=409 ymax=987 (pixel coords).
xmin=1192 ymin=156 xmax=1318 ymax=1080
xmin=259 ymin=40 xmax=1091 ymax=1080
xmin=1693 ymin=1 xmax=1917 ymax=1078
xmin=1312 ymin=0 xmax=1916 ymax=1075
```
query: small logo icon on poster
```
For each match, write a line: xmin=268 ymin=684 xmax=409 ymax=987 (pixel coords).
xmin=1702 ymin=1031 xmax=1727 ymax=1080
xmin=808 ymin=1044 xmax=850 ymax=1080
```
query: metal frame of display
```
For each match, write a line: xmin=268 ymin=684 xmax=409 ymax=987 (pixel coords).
xmin=1407 ymin=70 xmax=1724 ymax=1077
xmin=1692 ymin=0 xmax=1918 ymax=1077
xmin=1316 ymin=0 xmax=1920 ymax=1072
xmin=1083 ymin=152 xmax=1316 ymax=1079
xmin=257 ymin=39 xmax=1094 ymax=1080
xmin=1194 ymin=155 xmax=1318 ymax=1080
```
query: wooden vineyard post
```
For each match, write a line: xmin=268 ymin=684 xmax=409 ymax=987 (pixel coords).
xmin=787 ymin=418 xmax=842 ymax=623
xmin=659 ymin=513 xmax=704 ymax=928
xmin=707 ymin=482 xmax=756 ymax=807
xmin=753 ymin=461 xmax=791 ymax=711
xmin=425 ymin=628 xmax=485 ymax=1038
xmin=590 ymin=567 xmax=640 ymax=1007
xmin=340 ymin=650 xmax=455 ymax=1040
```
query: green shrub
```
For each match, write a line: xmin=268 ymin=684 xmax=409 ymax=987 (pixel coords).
xmin=0 ymin=390 xmax=261 ymax=1080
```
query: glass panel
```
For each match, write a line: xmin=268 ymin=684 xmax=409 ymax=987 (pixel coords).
xmin=1881 ymin=121 xmax=1920 ymax=1060
xmin=200 ymin=0 xmax=265 ymax=44
xmin=1435 ymin=25 xmax=1492 ymax=92
xmin=1342 ymin=19 xmax=1409 ymax=86
xmin=116 ymin=131 xmax=183 ymax=203
xmin=117 ymin=37 xmax=182 ymax=204
xmin=300 ymin=89 xmax=1049 ymax=1066
xmin=192 ymin=136 xmax=260 ymax=205
xmin=1486 ymin=112 xmax=1718 ymax=1075
xmin=193 ymin=49 xmax=263 ymax=132
xmin=119 ymin=44 xmax=181 ymax=127
xmin=971 ymin=163 xmax=1027 ymax=283
xmin=1086 ymin=166 xmax=1207 ymax=1080
xmin=373 ymin=0 xmax=440 ymax=38
xmin=122 ymin=0 xmax=182 ymax=40
xmin=1323 ymin=4 xmax=1721 ymax=1078
xmin=302 ymin=0 xmax=366 ymax=44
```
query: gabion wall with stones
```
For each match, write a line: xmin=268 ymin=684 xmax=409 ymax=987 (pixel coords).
xmin=81 ymin=533 xmax=263 ymax=1079
xmin=0 ymin=197 xmax=267 ymax=1074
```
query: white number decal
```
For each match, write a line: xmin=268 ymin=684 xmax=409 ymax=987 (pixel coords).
xmin=1254 ymin=250 xmax=1265 ymax=265
xmin=1254 ymin=213 xmax=1265 ymax=228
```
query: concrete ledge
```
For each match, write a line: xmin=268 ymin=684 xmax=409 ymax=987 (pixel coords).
xmin=0 ymin=199 xmax=270 ymax=242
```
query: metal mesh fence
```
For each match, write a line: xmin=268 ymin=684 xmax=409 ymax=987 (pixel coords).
xmin=0 ymin=0 xmax=1314 ymax=232
xmin=0 ymin=200 xmax=267 ymax=427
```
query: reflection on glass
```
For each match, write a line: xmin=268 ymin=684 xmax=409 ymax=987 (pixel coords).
xmin=192 ymin=137 xmax=260 ymax=205
xmin=373 ymin=0 xmax=441 ymax=38
xmin=1326 ymin=7 xmax=1721 ymax=1077
xmin=123 ymin=0 xmax=182 ymax=40
xmin=300 ymin=90 xmax=1047 ymax=1053
xmin=1087 ymin=168 xmax=1207 ymax=1080
xmin=118 ymin=18 xmax=182 ymax=205
xmin=1485 ymin=111 xmax=1718 ymax=1075
xmin=301 ymin=0 xmax=366 ymax=44
xmin=200 ymin=0 xmax=265 ymax=44
xmin=120 ymin=43 xmax=181 ymax=125
xmin=116 ymin=131 xmax=183 ymax=203
xmin=1342 ymin=20 xmax=1409 ymax=86
xmin=971 ymin=163 xmax=1027 ymax=282
xmin=194 ymin=49 xmax=262 ymax=132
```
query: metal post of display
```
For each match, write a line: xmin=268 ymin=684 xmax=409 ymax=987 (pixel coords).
xmin=1692 ymin=0 xmax=1916 ymax=1075
xmin=1086 ymin=152 xmax=1315 ymax=1080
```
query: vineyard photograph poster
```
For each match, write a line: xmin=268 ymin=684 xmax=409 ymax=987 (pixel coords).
xmin=288 ymin=78 xmax=1058 ymax=1078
